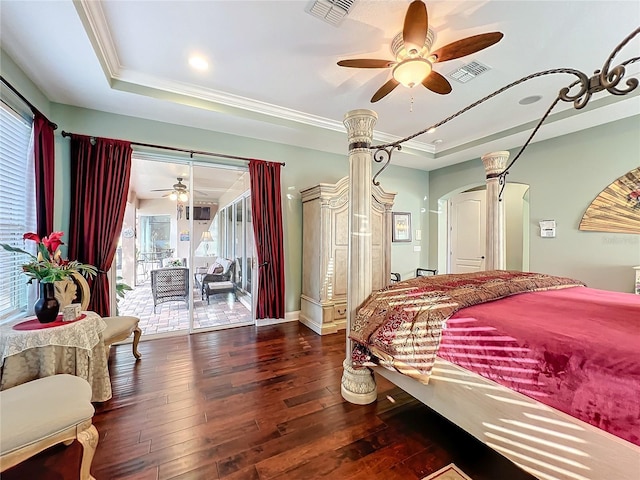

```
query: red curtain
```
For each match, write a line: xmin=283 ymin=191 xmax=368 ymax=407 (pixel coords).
xmin=249 ymin=160 xmax=285 ymax=319
xmin=67 ymin=135 xmax=132 ymax=317
xmin=33 ymin=113 xmax=55 ymax=238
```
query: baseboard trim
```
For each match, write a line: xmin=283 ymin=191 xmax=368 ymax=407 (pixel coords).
xmin=298 ymin=313 xmax=344 ymax=335
xmin=255 ymin=310 xmax=299 ymax=327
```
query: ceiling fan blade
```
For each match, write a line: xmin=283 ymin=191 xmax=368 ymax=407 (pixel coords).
xmin=337 ymin=59 xmax=395 ymax=69
xmin=150 ymin=188 xmax=172 ymax=192
xmin=371 ymin=78 xmax=400 ymax=103
xmin=431 ymin=32 xmax=504 ymax=63
xmin=422 ymin=71 xmax=452 ymax=95
xmin=403 ymin=0 xmax=428 ymax=54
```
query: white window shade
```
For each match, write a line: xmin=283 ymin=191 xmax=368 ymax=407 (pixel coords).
xmin=0 ymin=101 xmax=35 ymax=321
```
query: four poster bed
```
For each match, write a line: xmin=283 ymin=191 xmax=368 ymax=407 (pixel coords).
xmin=349 ymin=270 xmax=640 ymax=480
xmin=338 ymin=27 xmax=640 ymax=478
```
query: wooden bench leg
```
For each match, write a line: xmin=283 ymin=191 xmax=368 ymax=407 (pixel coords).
xmin=77 ymin=421 xmax=99 ymax=480
xmin=132 ymin=326 xmax=142 ymax=360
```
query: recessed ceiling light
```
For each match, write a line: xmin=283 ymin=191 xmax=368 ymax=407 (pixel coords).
xmin=519 ymin=95 xmax=542 ymax=105
xmin=427 ymin=127 xmax=436 ymax=134
xmin=189 ymin=55 xmax=209 ymax=71
xmin=433 ymin=139 xmax=443 ymax=145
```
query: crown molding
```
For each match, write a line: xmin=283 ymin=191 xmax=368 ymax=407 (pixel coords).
xmin=72 ymin=0 xmax=436 ymax=156
xmin=73 ymin=0 xmax=122 ymax=80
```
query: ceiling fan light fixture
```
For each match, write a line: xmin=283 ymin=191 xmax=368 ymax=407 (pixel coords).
xmin=178 ymin=192 xmax=189 ymax=202
xmin=392 ymin=58 xmax=432 ymax=88
xmin=169 ymin=192 xmax=178 ymax=201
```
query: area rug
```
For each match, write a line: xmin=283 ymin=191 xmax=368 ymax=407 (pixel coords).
xmin=422 ymin=463 xmax=473 ymax=480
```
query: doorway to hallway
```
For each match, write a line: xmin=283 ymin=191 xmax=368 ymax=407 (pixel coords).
xmin=440 ymin=183 xmax=530 ymax=274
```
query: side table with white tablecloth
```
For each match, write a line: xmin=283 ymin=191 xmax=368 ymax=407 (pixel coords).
xmin=0 ymin=311 xmax=112 ymax=402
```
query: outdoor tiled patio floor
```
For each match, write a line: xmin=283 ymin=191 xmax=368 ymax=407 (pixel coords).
xmin=117 ymin=280 xmax=252 ymax=336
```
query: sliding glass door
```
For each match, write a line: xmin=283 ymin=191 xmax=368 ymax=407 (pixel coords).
xmin=209 ymin=192 xmax=254 ymax=313
xmin=113 ymin=156 xmax=254 ymax=337
xmin=189 ymin=166 xmax=254 ymax=332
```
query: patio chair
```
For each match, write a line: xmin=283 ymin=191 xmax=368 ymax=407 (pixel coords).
xmin=201 ymin=259 xmax=237 ymax=303
xmin=150 ymin=267 xmax=190 ymax=313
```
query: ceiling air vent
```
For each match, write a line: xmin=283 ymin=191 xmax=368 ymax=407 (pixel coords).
xmin=308 ymin=0 xmax=356 ymax=26
xmin=447 ymin=61 xmax=491 ymax=84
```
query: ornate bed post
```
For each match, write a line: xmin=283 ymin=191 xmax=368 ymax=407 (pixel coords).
xmin=341 ymin=109 xmax=378 ymax=405
xmin=481 ymin=151 xmax=509 ymax=270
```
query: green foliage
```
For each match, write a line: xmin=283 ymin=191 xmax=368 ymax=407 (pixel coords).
xmin=1 ymin=244 xmax=97 ymax=284
xmin=116 ymin=276 xmax=133 ymax=301
xmin=114 ymin=276 xmax=132 ymax=315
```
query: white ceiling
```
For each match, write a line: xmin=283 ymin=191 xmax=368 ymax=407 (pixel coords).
xmin=1 ymin=0 xmax=639 ymax=191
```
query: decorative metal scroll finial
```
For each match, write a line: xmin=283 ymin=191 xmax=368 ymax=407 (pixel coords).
xmin=372 ymin=144 xmax=402 ymax=186
xmin=370 ymin=27 xmax=640 ymax=189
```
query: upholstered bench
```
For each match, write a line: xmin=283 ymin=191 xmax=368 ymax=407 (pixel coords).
xmin=204 ymin=280 xmax=237 ymax=304
xmin=101 ymin=315 xmax=142 ymax=360
xmin=0 ymin=374 xmax=99 ymax=479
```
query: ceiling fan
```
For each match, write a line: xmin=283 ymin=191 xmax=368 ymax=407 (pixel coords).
xmin=337 ymin=0 xmax=503 ymax=102
xmin=151 ymin=177 xmax=191 ymax=201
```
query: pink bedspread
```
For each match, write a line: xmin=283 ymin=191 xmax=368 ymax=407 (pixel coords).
xmin=439 ymin=286 xmax=640 ymax=446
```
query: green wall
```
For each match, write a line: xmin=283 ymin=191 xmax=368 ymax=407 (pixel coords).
xmin=2 ymin=47 xmax=430 ymax=314
xmin=0 ymin=50 xmax=51 ymax=117
xmin=429 ymin=115 xmax=640 ymax=293
xmin=50 ymin=104 xmax=429 ymax=314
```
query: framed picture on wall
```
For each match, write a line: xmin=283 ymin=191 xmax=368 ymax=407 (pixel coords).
xmin=392 ymin=212 xmax=412 ymax=242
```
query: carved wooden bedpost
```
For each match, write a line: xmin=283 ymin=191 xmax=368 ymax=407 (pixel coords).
xmin=341 ymin=109 xmax=377 ymax=405
xmin=481 ymin=151 xmax=509 ymax=270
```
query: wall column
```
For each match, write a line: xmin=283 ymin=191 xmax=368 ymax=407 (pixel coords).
xmin=341 ymin=109 xmax=377 ymax=405
xmin=481 ymin=151 xmax=509 ymax=270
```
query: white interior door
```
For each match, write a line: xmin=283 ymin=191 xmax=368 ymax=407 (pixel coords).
xmin=449 ymin=190 xmax=486 ymax=273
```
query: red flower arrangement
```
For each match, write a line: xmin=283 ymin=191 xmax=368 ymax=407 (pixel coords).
xmin=0 ymin=232 xmax=97 ymax=284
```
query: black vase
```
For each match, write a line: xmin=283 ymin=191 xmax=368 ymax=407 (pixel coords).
xmin=34 ymin=282 xmax=60 ymax=323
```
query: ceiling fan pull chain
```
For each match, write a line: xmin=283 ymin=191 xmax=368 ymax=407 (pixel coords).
xmin=410 ymin=95 xmax=414 ymax=112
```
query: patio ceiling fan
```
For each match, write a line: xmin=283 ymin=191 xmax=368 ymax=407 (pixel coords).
xmin=151 ymin=177 xmax=223 ymax=199
xmin=337 ymin=0 xmax=503 ymax=102
xmin=151 ymin=177 xmax=191 ymax=201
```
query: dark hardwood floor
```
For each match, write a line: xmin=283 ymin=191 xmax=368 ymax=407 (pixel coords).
xmin=4 ymin=322 xmax=536 ymax=480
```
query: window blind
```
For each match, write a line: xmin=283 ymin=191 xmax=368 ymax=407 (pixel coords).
xmin=0 ymin=100 xmax=35 ymax=320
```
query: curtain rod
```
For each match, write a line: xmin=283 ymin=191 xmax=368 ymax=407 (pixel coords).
xmin=0 ymin=75 xmax=58 ymax=130
xmin=60 ymin=130 xmax=285 ymax=166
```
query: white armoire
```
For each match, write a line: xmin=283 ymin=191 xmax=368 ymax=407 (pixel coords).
xmin=300 ymin=176 xmax=396 ymax=335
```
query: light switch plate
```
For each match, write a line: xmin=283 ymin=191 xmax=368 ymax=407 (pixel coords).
xmin=413 ymin=245 xmax=421 ymax=252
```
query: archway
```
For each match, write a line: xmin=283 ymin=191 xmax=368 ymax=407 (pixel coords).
xmin=437 ymin=183 xmax=530 ymax=273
